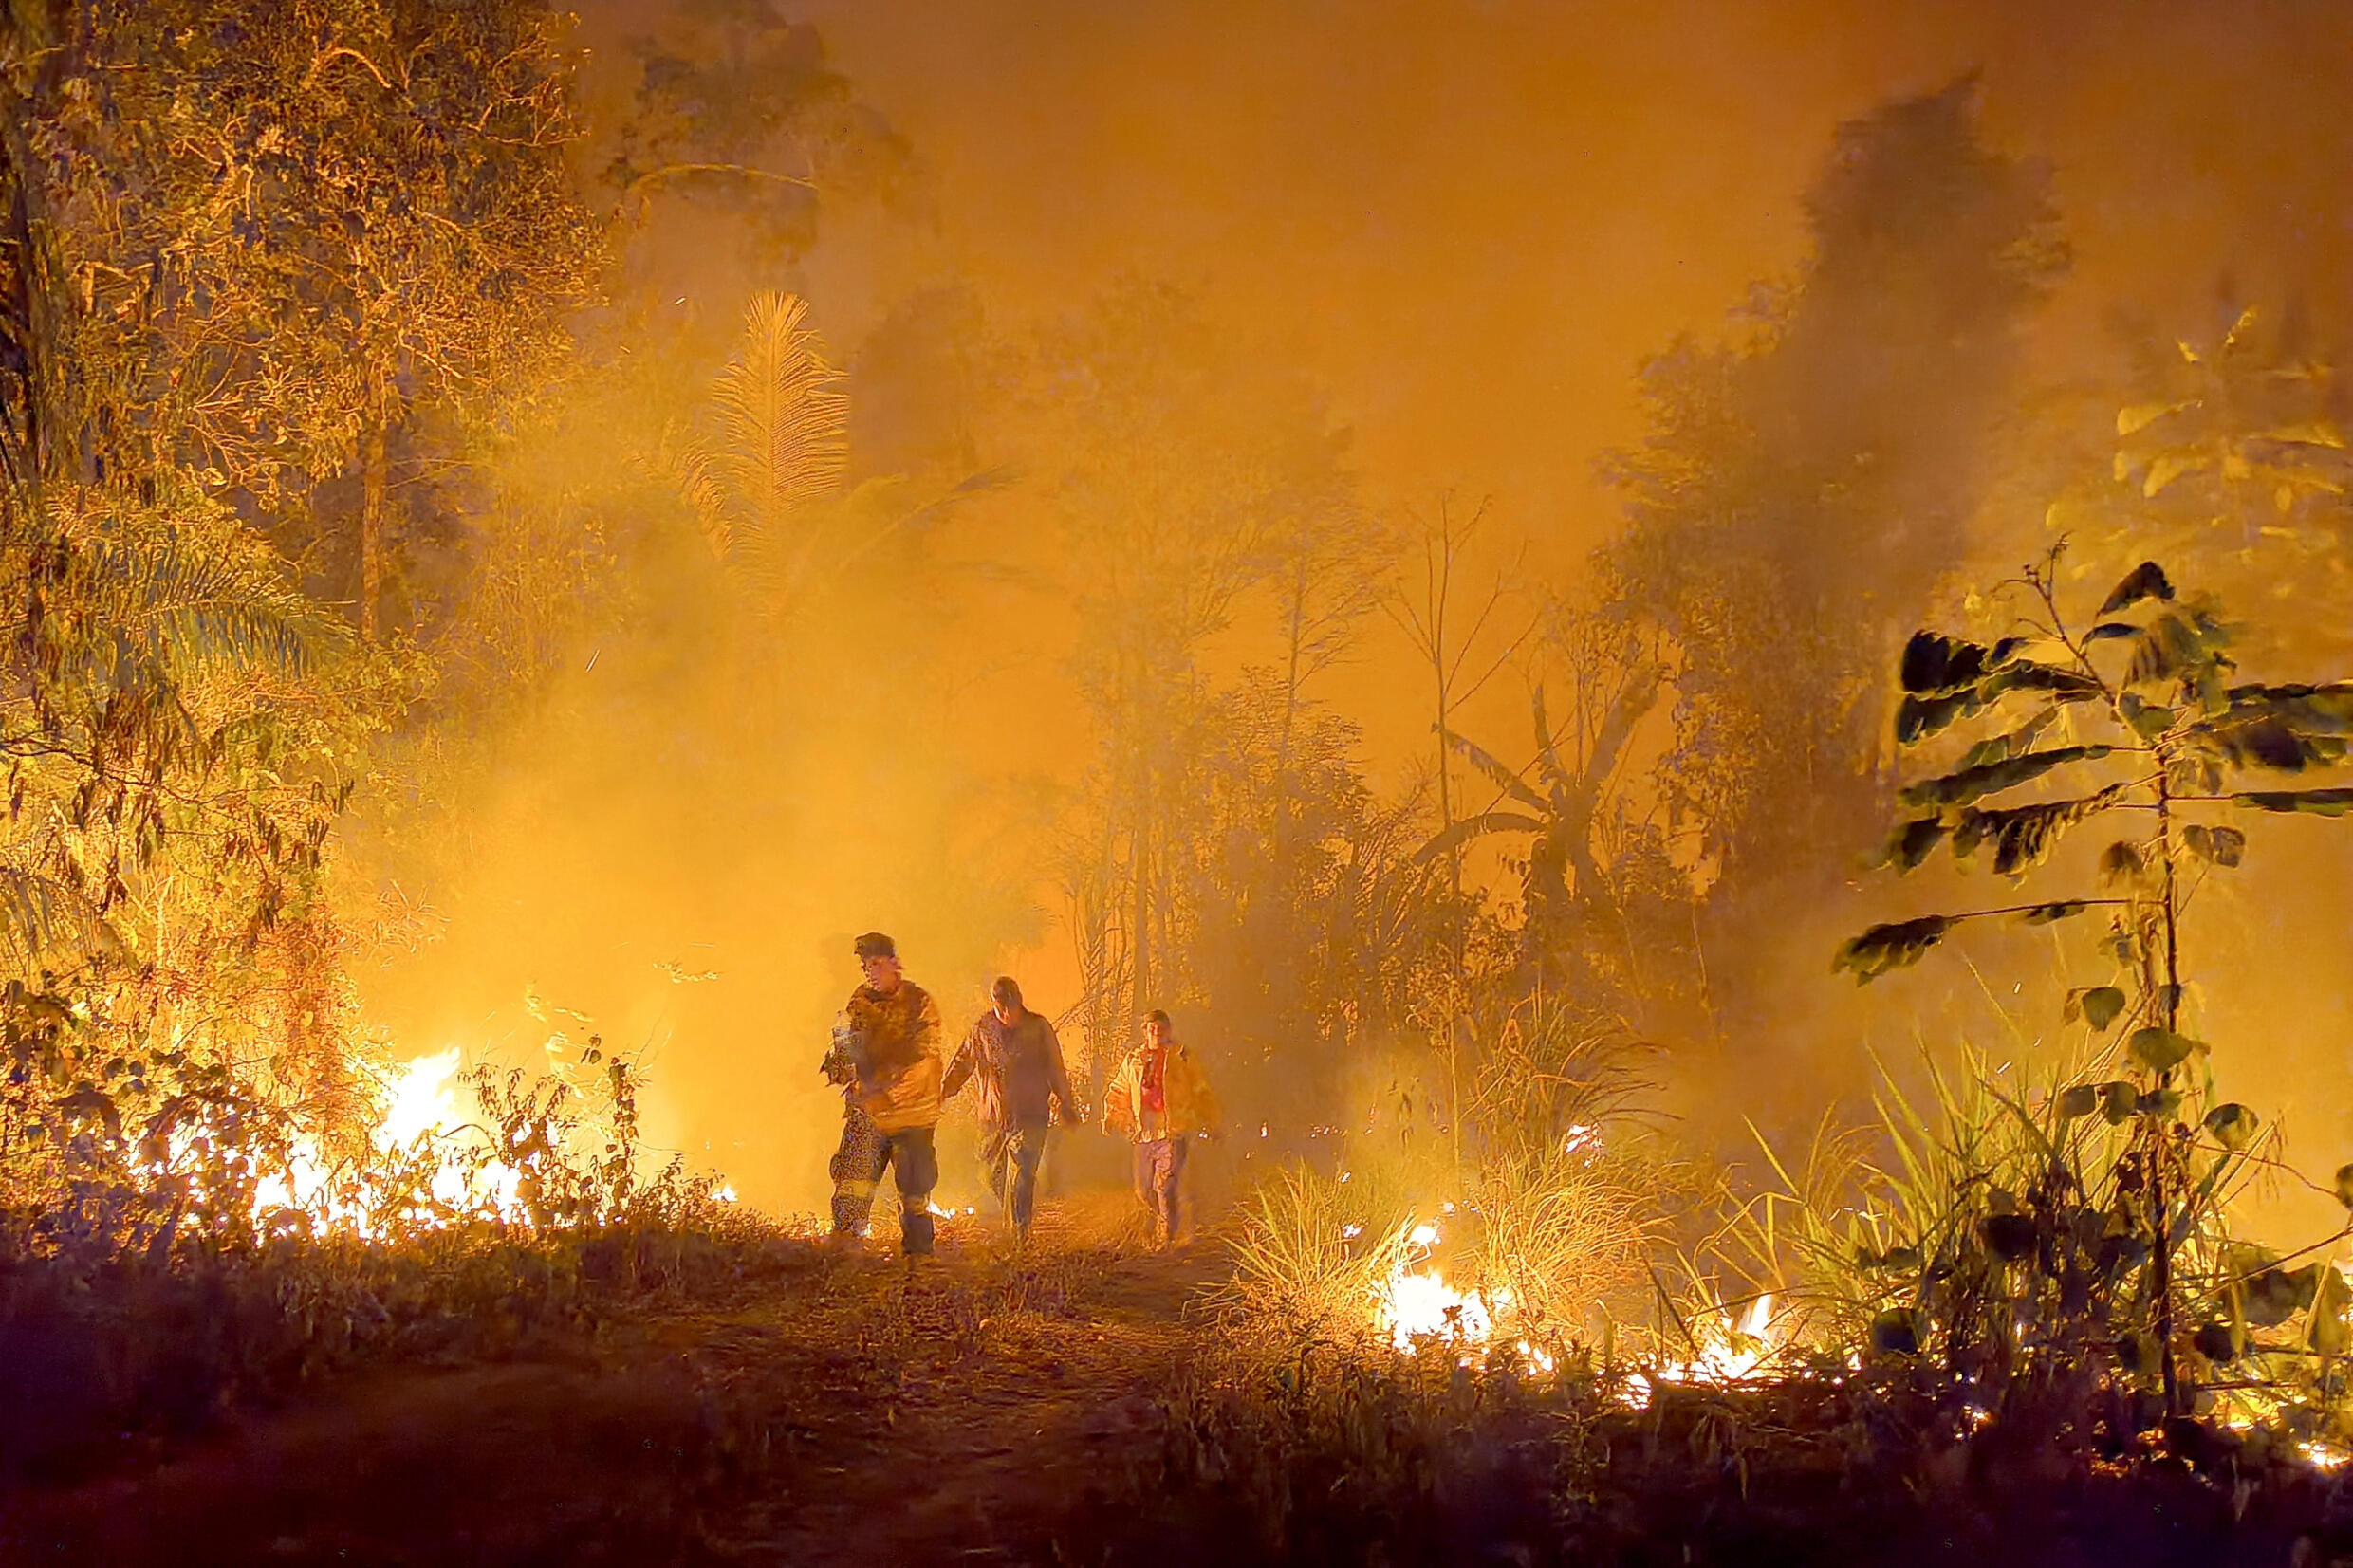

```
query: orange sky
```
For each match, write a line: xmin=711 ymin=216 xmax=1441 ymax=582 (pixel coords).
xmin=810 ymin=0 xmax=2351 ymax=554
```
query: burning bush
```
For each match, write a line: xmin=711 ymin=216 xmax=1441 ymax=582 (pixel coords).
xmin=1219 ymin=1004 xmax=1661 ymax=1368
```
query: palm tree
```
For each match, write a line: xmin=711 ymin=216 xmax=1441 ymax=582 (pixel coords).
xmin=671 ymin=291 xmax=1007 ymax=619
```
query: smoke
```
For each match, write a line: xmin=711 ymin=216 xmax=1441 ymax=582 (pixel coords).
xmin=347 ymin=0 xmax=2353 ymax=1234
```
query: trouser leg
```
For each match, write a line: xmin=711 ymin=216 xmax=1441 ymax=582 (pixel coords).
xmin=828 ymin=1112 xmax=889 ymax=1236
xmin=889 ymin=1125 xmax=940 ymax=1256
xmin=1163 ymin=1134 xmax=1190 ymax=1242
xmin=979 ymin=1128 xmax=1013 ymax=1218
xmin=1143 ymin=1136 xmax=1187 ymax=1243
xmin=1008 ymin=1127 xmax=1045 ymax=1234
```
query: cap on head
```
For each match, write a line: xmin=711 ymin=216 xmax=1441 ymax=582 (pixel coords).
xmin=853 ymin=932 xmax=898 ymax=962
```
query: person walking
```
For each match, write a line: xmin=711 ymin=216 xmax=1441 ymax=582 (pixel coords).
xmin=819 ymin=932 xmax=945 ymax=1256
xmin=1100 ymin=1008 xmax=1220 ymax=1248
xmin=943 ymin=976 xmax=1079 ymax=1239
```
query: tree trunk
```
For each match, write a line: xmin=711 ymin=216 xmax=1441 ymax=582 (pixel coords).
xmin=358 ymin=409 xmax=387 ymax=640
xmin=1128 ymin=757 xmax=1152 ymax=1030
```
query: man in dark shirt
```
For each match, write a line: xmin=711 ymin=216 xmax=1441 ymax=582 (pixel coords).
xmin=943 ymin=976 xmax=1078 ymax=1238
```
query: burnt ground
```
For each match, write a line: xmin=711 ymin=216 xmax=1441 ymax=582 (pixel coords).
xmin=11 ymin=1198 xmax=2353 ymax=1568
xmin=0 ymin=1201 xmax=1214 ymax=1567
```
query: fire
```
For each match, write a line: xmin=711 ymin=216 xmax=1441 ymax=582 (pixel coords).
xmin=382 ymin=1046 xmax=464 ymax=1149
xmin=1376 ymin=1222 xmax=1511 ymax=1353
xmin=230 ymin=1048 xmax=535 ymax=1236
xmin=1627 ymin=1293 xmax=1783 ymax=1407
xmin=1384 ymin=1264 xmax=1499 ymax=1348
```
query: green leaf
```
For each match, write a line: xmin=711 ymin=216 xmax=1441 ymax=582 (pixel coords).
xmin=1833 ymin=916 xmax=1955 ymax=984
xmin=2135 ymin=1087 xmax=2184 ymax=1118
xmin=1894 ymin=689 xmax=1983 ymax=746
xmin=2335 ymin=1164 xmax=2353 ymax=1210
xmin=2055 ymin=1083 xmax=2100 ymax=1119
xmin=2203 ymin=1103 xmax=2259 ymax=1152
xmin=2258 ymin=421 xmax=2346 ymax=450
xmin=1899 ymin=632 xmax=1991 ymax=695
xmin=2125 ymin=609 xmax=2231 ymax=691
xmin=2100 ymin=562 xmax=2177 ymax=616
xmin=2219 ymin=683 xmax=2353 ymax=737
xmin=1954 ymin=790 xmax=2123 ymax=876
xmin=1897 ymin=746 xmax=2116 ymax=810
xmin=2197 ymin=714 xmax=2341 ymax=772
xmin=2098 ymin=840 xmax=2145 ymax=885
xmin=2128 ymin=1027 xmax=2198 ymax=1073
xmin=1876 ymin=817 xmax=1947 ymax=872
xmin=2236 ymin=788 xmax=2353 ymax=817
xmin=1981 ymin=662 xmax=2104 ymax=703
xmin=2183 ymin=824 xmax=2246 ymax=868
xmin=2119 ymin=692 xmax=2176 ymax=742
xmin=2071 ymin=986 xmax=2127 ymax=1031
xmin=2084 ymin=621 xmax=2140 ymax=642
xmin=2018 ymin=900 xmax=2089 ymax=925
xmin=2101 ymin=1081 xmax=2140 ymax=1125
xmin=1980 ymin=1212 xmax=2040 ymax=1262
xmin=1869 ymin=1308 xmax=1919 ymax=1356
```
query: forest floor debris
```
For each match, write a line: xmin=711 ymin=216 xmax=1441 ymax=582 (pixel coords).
xmin=6 ymin=1198 xmax=2353 ymax=1567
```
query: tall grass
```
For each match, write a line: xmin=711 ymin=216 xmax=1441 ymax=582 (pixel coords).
xmin=1220 ymin=1003 xmax=1662 ymax=1357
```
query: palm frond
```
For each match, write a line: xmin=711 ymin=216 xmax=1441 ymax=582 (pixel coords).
xmin=710 ymin=291 xmax=847 ymax=547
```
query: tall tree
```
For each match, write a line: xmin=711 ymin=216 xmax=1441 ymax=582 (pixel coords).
xmin=0 ymin=0 xmax=597 ymax=636
xmin=1011 ymin=282 xmax=1352 ymax=1090
xmin=1599 ymin=79 xmax=2066 ymax=1024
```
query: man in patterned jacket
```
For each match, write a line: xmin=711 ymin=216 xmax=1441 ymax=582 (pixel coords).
xmin=820 ymin=932 xmax=945 ymax=1255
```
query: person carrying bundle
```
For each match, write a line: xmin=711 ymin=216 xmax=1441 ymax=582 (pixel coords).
xmin=820 ymin=931 xmax=945 ymax=1256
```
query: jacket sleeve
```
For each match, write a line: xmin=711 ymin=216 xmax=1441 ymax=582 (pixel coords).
xmin=914 ymin=989 xmax=944 ymax=1059
xmin=941 ymin=1020 xmax=979 ymax=1100
xmin=1100 ymin=1052 xmax=1136 ymax=1138
xmin=1042 ymin=1021 xmax=1077 ymax=1122
xmin=1182 ymin=1051 xmax=1223 ymax=1135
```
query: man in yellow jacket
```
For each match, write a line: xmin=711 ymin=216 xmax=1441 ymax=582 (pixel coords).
xmin=821 ymin=932 xmax=945 ymax=1255
xmin=1100 ymin=1008 xmax=1220 ymax=1247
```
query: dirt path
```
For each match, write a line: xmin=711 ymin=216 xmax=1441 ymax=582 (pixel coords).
xmin=0 ymin=1211 xmax=1220 ymax=1567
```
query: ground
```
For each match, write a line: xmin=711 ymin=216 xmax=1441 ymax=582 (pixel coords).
xmin=0 ymin=1202 xmax=1212 ymax=1567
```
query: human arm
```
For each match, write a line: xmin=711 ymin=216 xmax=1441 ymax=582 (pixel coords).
xmin=913 ymin=989 xmax=944 ymax=1060
xmin=1099 ymin=1052 xmax=1135 ymax=1138
xmin=1041 ymin=1020 xmax=1079 ymax=1125
xmin=942 ymin=1019 xmax=980 ymax=1100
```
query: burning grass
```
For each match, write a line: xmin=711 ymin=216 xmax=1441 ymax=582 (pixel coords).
xmin=0 ymin=1009 xmax=779 ymax=1484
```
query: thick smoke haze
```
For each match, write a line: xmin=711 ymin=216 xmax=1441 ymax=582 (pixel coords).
xmin=349 ymin=0 xmax=2353 ymax=1231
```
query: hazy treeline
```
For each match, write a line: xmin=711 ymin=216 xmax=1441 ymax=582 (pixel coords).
xmin=0 ymin=0 xmax=2346 ymax=1217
